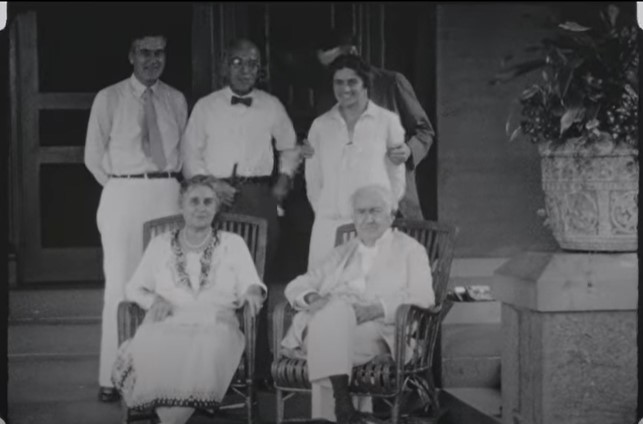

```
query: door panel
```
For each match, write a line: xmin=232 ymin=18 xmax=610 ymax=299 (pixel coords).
xmin=10 ymin=12 xmax=102 ymax=282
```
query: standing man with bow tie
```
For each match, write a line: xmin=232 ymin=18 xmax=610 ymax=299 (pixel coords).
xmin=84 ymin=27 xmax=188 ymax=403
xmin=181 ymin=38 xmax=300 ymax=384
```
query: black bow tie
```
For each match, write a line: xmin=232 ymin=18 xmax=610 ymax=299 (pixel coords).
xmin=231 ymin=96 xmax=252 ymax=107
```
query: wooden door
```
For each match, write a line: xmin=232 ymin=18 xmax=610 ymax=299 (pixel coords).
xmin=10 ymin=12 xmax=101 ymax=283
xmin=9 ymin=5 xmax=193 ymax=283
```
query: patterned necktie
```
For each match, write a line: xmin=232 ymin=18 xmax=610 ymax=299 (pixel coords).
xmin=141 ymin=88 xmax=167 ymax=170
xmin=231 ymin=95 xmax=253 ymax=107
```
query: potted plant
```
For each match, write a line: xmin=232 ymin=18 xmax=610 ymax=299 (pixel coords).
xmin=493 ymin=3 xmax=638 ymax=252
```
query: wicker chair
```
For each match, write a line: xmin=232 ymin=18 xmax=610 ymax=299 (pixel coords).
xmin=117 ymin=212 xmax=267 ymax=424
xmin=271 ymin=219 xmax=456 ymax=424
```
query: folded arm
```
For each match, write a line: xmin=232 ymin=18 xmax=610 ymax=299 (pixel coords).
xmin=285 ymin=245 xmax=344 ymax=310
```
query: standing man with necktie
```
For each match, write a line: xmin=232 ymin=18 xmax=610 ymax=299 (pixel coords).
xmin=181 ymin=38 xmax=300 ymax=384
xmin=84 ymin=27 xmax=188 ymax=403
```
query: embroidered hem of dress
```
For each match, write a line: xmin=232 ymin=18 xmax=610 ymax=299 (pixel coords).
xmin=130 ymin=396 xmax=220 ymax=411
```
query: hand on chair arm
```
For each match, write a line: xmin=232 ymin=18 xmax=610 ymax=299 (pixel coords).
xmin=242 ymin=285 xmax=265 ymax=317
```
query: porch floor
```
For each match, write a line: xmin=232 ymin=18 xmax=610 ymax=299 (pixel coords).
xmin=8 ymin=284 xmax=312 ymax=424
xmin=8 ymin=286 xmax=501 ymax=424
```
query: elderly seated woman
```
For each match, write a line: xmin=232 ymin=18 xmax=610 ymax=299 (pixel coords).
xmin=111 ymin=175 xmax=267 ymax=424
xmin=280 ymin=184 xmax=435 ymax=424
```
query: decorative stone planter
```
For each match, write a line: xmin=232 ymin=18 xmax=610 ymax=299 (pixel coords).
xmin=539 ymin=144 xmax=638 ymax=252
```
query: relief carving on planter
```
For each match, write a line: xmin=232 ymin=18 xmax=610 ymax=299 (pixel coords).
xmin=540 ymin=151 xmax=638 ymax=252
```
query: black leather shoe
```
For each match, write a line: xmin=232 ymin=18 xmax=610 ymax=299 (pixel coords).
xmin=98 ymin=386 xmax=120 ymax=403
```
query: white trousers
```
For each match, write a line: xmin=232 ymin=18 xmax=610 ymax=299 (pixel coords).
xmin=306 ymin=300 xmax=388 ymax=421
xmin=97 ymin=178 xmax=180 ymax=387
xmin=308 ymin=216 xmax=352 ymax=271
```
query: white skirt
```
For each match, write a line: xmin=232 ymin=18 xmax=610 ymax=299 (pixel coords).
xmin=112 ymin=312 xmax=245 ymax=410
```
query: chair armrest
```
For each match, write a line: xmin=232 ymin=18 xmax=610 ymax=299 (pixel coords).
xmin=271 ymin=300 xmax=296 ymax=356
xmin=117 ymin=301 xmax=147 ymax=346
xmin=393 ymin=300 xmax=453 ymax=374
xmin=239 ymin=302 xmax=257 ymax=382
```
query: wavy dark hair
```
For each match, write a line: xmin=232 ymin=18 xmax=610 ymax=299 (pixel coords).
xmin=328 ymin=53 xmax=371 ymax=91
xmin=179 ymin=175 xmax=222 ymax=246
xmin=128 ymin=25 xmax=168 ymax=54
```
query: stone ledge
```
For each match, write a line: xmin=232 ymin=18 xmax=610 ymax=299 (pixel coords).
xmin=450 ymin=258 xmax=509 ymax=278
xmin=443 ymin=301 xmax=500 ymax=325
xmin=442 ymin=357 xmax=500 ymax=389
xmin=440 ymin=388 xmax=502 ymax=424
xmin=492 ymin=252 xmax=637 ymax=312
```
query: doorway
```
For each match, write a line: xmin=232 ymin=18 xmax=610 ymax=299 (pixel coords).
xmin=9 ymin=3 xmax=192 ymax=283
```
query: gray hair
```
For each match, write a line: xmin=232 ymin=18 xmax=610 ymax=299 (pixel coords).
xmin=349 ymin=184 xmax=396 ymax=214
xmin=179 ymin=175 xmax=220 ymax=202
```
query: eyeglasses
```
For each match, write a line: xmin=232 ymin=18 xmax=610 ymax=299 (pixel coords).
xmin=229 ymin=57 xmax=260 ymax=70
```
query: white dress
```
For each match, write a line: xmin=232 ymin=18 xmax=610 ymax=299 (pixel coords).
xmin=305 ymin=101 xmax=406 ymax=269
xmin=111 ymin=229 xmax=267 ymax=411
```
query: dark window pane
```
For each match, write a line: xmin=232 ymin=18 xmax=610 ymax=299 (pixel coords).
xmin=39 ymin=110 xmax=90 ymax=146
xmin=40 ymin=164 xmax=102 ymax=248
xmin=36 ymin=3 xmax=192 ymax=94
xmin=263 ymin=3 xmax=333 ymax=136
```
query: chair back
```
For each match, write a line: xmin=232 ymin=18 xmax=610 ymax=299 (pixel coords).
xmin=334 ymin=219 xmax=456 ymax=305
xmin=143 ymin=212 xmax=268 ymax=279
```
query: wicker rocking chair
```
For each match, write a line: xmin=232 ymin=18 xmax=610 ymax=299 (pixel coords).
xmin=116 ymin=212 xmax=267 ymax=424
xmin=270 ymin=219 xmax=456 ymax=424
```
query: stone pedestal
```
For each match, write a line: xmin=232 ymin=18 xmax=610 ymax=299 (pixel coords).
xmin=491 ymin=252 xmax=637 ymax=424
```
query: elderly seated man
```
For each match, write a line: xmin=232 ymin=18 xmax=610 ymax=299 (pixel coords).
xmin=280 ymin=184 xmax=435 ymax=424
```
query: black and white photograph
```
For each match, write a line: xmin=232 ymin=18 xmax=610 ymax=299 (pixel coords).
xmin=2 ymin=2 xmax=640 ymax=424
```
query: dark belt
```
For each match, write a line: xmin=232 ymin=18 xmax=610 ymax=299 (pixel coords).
xmin=110 ymin=172 xmax=181 ymax=179
xmin=222 ymin=175 xmax=272 ymax=186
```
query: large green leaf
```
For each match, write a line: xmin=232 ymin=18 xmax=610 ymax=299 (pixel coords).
xmin=560 ymin=107 xmax=585 ymax=134
xmin=558 ymin=21 xmax=591 ymax=32
xmin=521 ymin=85 xmax=541 ymax=100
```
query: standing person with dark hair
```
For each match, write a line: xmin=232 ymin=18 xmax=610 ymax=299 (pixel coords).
xmin=181 ymin=38 xmax=300 ymax=385
xmin=84 ymin=27 xmax=188 ymax=402
xmin=305 ymin=54 xmax=406 ymax=270
xmin=303 ymin=28 xmax=435 ymax=220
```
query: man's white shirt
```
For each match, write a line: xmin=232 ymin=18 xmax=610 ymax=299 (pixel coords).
xmin=181 ymin=86 xmax=299 ymax=179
